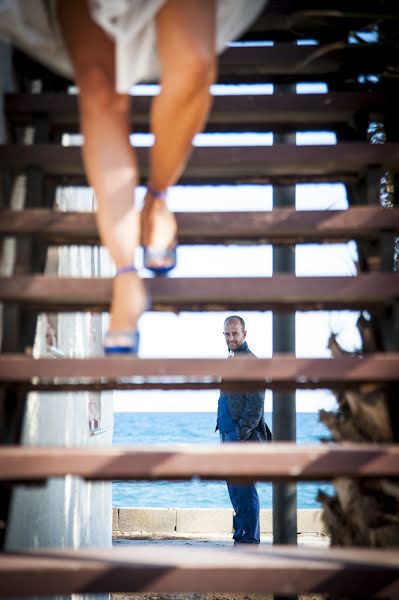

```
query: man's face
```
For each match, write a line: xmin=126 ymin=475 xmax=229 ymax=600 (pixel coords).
xmin=223 ymin=319 xmax=246 ymax=352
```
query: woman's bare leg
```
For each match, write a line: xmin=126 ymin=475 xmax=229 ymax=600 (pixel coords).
xmin=58 ymin=0 xmax=146 ymax=332
xmin=141 ymin=0 xmax=217 ymax=259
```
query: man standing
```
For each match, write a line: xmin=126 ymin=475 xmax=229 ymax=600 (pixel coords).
xmin=216 ymin=315 xmax=272 ymax=546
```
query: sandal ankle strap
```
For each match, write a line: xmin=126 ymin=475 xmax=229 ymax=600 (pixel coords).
xmin=116 ymin=265 xmax=137 ymax=276
xmin=147 ymin=186 xmax=167 ymax=200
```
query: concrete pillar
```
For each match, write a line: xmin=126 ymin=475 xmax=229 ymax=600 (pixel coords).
xmin=5 ymin=186 xmax=113 ymax=600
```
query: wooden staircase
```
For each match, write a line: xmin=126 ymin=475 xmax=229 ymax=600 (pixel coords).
xmin=1 ymin=3 xmax=399 ymax=597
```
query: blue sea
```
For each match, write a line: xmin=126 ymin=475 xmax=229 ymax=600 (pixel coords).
xmin=113 ymin=412 xmax=334 ymax=509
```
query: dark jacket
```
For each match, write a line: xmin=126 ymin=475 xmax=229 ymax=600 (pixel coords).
xmin=216 ymin=341 xmax=272 ymax=442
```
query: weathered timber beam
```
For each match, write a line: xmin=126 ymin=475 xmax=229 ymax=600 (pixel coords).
xmin=5 ymin=92 xmax=395 ymax=133
xmin=1 ymin=545 xmax=398 ymax=597
xmin=0 ymin=443 xmax=399 ymax=481
xmin=0 ymin=144 xmax=398 ymax=185
xmin=0 ymin=355 xmax=398 ymax=391
xmin=0 ymin=274 xmax=398 ymax=312
xmin=1 ymin=207 xmax=399 ymax=245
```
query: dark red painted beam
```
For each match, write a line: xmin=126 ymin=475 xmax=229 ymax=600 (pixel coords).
xmin=1 ymin=207 xmax=399 ymax=245
xmin=5 ymin=92 xmax=396 ymax=133
xmin=0 ymin=354 xmax=398 ymax=391
xmin=0 ymin=273 xmax=398 ymax=312
xmin=1 ymin=545 xmax=398 ymax=597
xmin=0 ymin=443 xmax=398 ymax=481
xmin=1 ymin=143 xmax=399 ymax=184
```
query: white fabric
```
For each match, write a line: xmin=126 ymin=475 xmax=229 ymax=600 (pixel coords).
xmin=0 ymin=0 xmax=267 ymax=92
xmin=0 ymin=1 xmax=72 ymax=80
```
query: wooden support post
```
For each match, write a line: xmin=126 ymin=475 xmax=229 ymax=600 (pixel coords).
xmin=272 ymin=184 xmax=298 ymax=564
xmin=336 ymin=104 xmax=398 ymax=351
xmin=272 ymin=84 xmax=297 ymax=600
xmin=0 ymin=171 xmax=13 ymax=209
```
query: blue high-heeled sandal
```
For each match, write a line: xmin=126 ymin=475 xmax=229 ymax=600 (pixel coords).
xmin=142 ymin=187 xmax=177 ymax=276
xmin=103 ymin=265 xmax=140 ymax=355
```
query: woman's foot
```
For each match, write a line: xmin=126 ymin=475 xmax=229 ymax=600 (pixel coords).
xmin=104 ymin=267 xmax=148 ymax=355
xmin=141 ymin=188 xmax=177 ymax=275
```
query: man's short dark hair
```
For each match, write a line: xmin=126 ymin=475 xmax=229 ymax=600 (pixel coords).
xmin=224 ymin=315 xmax=245 ymax=330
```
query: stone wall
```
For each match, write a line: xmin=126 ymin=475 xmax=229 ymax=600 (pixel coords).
xmin=113 ymin=507 xmax=327 ymax=538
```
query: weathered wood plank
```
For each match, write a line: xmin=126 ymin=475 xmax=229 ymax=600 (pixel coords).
xmin=1 ymin=545 xmax=398 ymax=597
xmin=1 ymin=144 xmax=399 ymax=185
xmin=1 ymin=207 xmax=399 ymax=245
xmin=0 ymin=354 xmax=398 ymax=391
xmin=5 ymin=92 xmax=395 ymax=133
xmin=0 ymin=443 xmax=398 ymax=481
xmin=0 ymin=274 xmax=398 ymax=312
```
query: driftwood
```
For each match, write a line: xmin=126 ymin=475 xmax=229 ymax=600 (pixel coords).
xmin=317 ymin=118 xmax=399 ymax=597
xmin=318 ymin=321 xmax=399 ymax=550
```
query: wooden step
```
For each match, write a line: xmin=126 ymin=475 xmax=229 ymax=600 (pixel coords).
xmin=0 ymin=274 xmax=398 ymax=313
xmin=1 ymin=143 xmax=399 ymax=185
xmin=0 ymin=354 xmax=398 ymax=391
xmin=1 ymin=545 xmax=398 ymax=597
xmin=0 ymin=443 xmax=398 ymax=481
xmin=243 ymin=6 xmax=399 ymax=43
xmin=217 ymin=43 xmax=399 ymax=83
xmin=8 ymin=43 xmax=396 ymax=89
xmin=1 ymin=207 xmax=399 ymax=245
xmin=5 ymin=92 xmax=395 ymax=134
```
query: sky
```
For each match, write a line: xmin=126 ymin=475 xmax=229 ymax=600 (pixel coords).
xmin=113 ymin=82 xmax=361 ymax=413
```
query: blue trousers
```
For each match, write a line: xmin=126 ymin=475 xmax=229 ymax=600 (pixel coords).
xmin=220 ymin=430 xmax=260 ymax=544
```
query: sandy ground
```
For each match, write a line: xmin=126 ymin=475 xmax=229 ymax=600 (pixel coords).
xmin=111 ymin=536 xmax=327 ymax=600
xmin=112 ymin=594 xmax=322 ymax=600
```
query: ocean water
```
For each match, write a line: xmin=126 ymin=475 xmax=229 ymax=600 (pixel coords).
xmin=113 ymin=412 xmax=334 ymax=509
